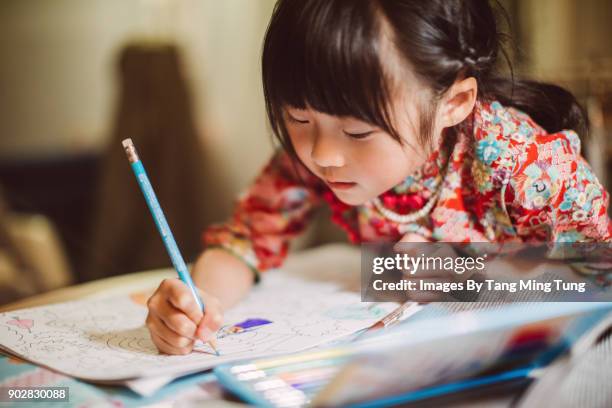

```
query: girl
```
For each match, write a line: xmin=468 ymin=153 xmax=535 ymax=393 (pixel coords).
xmin=146 ymin=0 xmax=611 ymax=355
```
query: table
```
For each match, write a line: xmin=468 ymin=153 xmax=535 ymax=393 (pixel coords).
xmin=0 ymin=244 xmax=523 ymax=407
xmin=1 ymin=243 xmax=362 ymax=313
xmin=0 ymin=244 xmax=366 ymax=407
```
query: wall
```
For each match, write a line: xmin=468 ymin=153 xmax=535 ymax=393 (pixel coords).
xmin=0 ymin=0 xmax=276 ymax=206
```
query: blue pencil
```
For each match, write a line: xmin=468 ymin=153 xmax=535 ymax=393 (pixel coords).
xmin=122 ymin=138 xmax=219 ymax=356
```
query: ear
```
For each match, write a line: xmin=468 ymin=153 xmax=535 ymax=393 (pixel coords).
xmin=439 ymin=77 xmax=478 ymax=128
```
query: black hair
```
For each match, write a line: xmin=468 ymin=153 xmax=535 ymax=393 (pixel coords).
xmin=262 ymin=0 xmax=587 ymax=155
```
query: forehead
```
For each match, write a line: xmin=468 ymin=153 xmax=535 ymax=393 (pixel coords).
xmin=263 ymin=0 xmax=435 ymax=149
xmin=263 ymin=1 xmax=388 ymax=122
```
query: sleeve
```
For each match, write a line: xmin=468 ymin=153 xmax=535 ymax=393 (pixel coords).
xmin=506 ymin=130 xmax=611 ymax=242
xmin=203 ymin=150 xmax=324 ymax=278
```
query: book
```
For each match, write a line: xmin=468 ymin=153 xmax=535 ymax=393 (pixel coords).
xmin=213 ymin=302 xmax=612 ymax=407
xmin=0 ymin=273 xmax=396 ymax=383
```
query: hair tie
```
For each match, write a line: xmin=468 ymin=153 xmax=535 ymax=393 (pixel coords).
xmin=462 ymin=53 xmax=492 ymax=71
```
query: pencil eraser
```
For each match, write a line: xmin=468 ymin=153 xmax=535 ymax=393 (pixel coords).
xmin=122 ymin=138 xmax=138 ymax=162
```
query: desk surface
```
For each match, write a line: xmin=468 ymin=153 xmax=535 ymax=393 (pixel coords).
xmin=0 ymin=244 xmax=363 ymax=407
xmin=1 ymin=243 xmax=362 ymax=312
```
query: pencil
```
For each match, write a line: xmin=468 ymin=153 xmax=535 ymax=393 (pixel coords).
xmin=365 ymin=302 xmax=422 ymax=332
xmin=122 ymin=138 xmax=220 ymax=356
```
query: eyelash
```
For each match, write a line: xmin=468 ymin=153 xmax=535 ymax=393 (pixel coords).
xmin=343 ymin=130 xmax=374 ymax=140
xmin=286 ymin=115 xmax=309 ymax=124
xmin=286 ymin=113 xmax=374 ymax=139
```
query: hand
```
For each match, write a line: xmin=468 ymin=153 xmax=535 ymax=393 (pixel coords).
xmin=395 ymin=233 xmax=441 ymax=301
xmin=146 ymin=278 xmax=223 ymax=355
xmin=395 ymin=233 xmax=472 ymax=301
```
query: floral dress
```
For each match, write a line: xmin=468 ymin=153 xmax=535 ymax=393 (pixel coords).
xmin=204 ymin=100 xmax=611 ymax=275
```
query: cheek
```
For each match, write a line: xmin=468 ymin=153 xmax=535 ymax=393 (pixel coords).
xmin=288 ymin=129 xmax=312 ymax=163
xmin=356 ymin=138 xmax=426 ymax=188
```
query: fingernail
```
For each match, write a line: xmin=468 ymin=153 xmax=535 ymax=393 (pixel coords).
xmin=199 ymin=327 xmax=213 ymax=341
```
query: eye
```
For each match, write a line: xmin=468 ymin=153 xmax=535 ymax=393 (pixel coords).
xmin=286 ymin=112 xmax=310 ymax=124
xmin=343 ymin=130 xmax=375 ymax=139
xmin=342 ymin=117 xmax=377 ymax=139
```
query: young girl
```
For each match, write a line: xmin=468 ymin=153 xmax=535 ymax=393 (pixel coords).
xmin=146 ymin=0 xmax=611 ymax=355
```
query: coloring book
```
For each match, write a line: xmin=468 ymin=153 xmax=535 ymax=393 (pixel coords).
xmin=0 ymin=273 xmax=395 ymax=382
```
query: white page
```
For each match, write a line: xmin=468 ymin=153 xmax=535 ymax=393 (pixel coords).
xmin=0 ymin=273 xmax=395 ymax=382
xmin=125 ymin=375 xmax=177 ymax=397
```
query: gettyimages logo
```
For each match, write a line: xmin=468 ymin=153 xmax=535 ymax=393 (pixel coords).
xmin=372 ymin=252 xmax=486 ymax=275
xmin=361 ymin=242 xmax=611 ymax=302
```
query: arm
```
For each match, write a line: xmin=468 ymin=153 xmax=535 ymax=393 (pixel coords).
xmin=507 ymin=130 xmax=611 ymax=242
xmin=196 ymin=150 xmax=323 ymax=306
xmin=202 ymin=150 xmax=324 ymax=281
xmin=146 ymin=151 xmax=322 ymax=354
xmin=191 ymin=248 xmax=254 ymax=311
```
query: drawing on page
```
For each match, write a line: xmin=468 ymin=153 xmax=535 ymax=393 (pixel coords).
xmin=6 ymin=317 xmax=33 ymax=332
xmin=0 ymin=274 xmax=397 ymax=381
xmin=219 ymin=318 xmax=273 ymax=337
xmin=129 ymin=291 xmax=151 ymax=306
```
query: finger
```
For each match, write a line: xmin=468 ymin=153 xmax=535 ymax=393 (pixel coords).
xmin=160 ymin=278 xmax=204 ymax=324
xmin=196 ymin=299 xmax=223 ymax=341
xmin=146 ymin=286 xmax=164 ymax=313
xmin=406 ymin=290 xmax=445 ymax=302
xmin=150 ymin=297 xmax=198 ymax=339
xmin=402 ymin=266 xmax=455 ymax=278
xmin=394 ymin=233 xmax=430 ymax=257
xmin=150 ymin=331 xmax=192 ymax=355
xmin=146 ymin=313 xmax=194 ymax=349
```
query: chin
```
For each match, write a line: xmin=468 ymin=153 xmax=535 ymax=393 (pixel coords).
xmin=331 ymin=190 xmax=370 ymax=206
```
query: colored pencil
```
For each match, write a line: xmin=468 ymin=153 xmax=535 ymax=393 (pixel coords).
xmin=122 ymin=138 xmax=219 ymax=356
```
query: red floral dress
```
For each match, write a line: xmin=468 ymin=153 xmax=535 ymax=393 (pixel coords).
xmin=204 ymin=100 xmax=611 ymax=275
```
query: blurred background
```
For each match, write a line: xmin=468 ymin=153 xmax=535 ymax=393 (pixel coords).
xmin=0 ymin=0 xmax=611 ymax=304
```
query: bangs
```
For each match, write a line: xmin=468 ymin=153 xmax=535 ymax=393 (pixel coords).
xmin=262 ymin=0 xmax=400 ymax=148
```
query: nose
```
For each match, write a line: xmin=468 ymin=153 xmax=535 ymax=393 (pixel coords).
xmin=311 ymin=132 xmax=345 ymax=168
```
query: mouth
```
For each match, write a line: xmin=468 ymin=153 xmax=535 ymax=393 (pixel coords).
xmin=326 ymin=180 xmax=357 ymax=190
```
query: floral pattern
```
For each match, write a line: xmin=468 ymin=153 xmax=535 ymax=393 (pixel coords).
xmin=204 ymin=100 xmax=611 ymax=273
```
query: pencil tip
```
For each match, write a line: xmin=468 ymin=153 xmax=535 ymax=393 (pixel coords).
xmin=208 ymin=338 xmax=220 ymax=356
